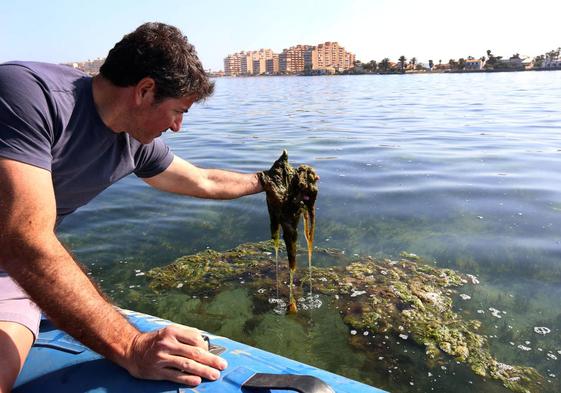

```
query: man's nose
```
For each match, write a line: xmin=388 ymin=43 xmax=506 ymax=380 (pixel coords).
xmin=170 ymin=114 xmax=183 ymax=132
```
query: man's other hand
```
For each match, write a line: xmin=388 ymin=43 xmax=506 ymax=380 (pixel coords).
xmin=124 ymin=324 xmax=228 ymax=386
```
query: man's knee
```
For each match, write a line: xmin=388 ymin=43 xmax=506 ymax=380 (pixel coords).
xmin=0 ymin=321 xmax=34 ymax=392
xmin=0 ymin=271 xmax=42 ymax=390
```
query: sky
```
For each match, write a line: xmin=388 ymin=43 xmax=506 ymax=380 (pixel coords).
xmin=1 ymin=0 xmax=560 ymax=71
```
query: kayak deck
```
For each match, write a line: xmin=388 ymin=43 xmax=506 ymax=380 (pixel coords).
xmin=14 ymin=309 xmax=387 ymax=393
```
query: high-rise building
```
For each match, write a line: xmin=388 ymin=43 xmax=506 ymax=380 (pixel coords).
xmin=224 ymin=42 xmax=355 ymax=76
xmin=314 ymin=42 xmax=355 ymax=72
xmin=345 ymin=51 xmax=356 ymax=69
xmin=251 ymin=49 xmax=275 ymax=75
xmin=224 ymin=49 xmax=276 ymax=76
xmin=224 ymin=54 xmax=241 ymax=76
xmin=266 ymin=54 xmax=280 ymax=74
xmin=240 ymin=52 xmax=254 ymax=75
xmin=279 ymin=45 xmax=313 ymax=74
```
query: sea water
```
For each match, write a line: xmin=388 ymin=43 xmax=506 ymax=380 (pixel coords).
xmin=59 ymin=71 xmax=561 ymax=392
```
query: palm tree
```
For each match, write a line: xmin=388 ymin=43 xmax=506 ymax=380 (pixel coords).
xmin=379 ymin=58 xmax=390 ymax=73
xmin=398 ymin=55 xmax=407 ymax=73
xmin=533 ymin=55 xmax=545 ymax=68
xmin=485 ymin=50 xmax=497 ymax=69
xmin=410 ymin=57 xmax=417 ymax=70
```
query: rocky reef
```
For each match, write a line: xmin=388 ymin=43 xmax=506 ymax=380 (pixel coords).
xmin=147 ymin=241 xmax=544 ymax=393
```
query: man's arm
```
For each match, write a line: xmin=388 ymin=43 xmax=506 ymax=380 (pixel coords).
xmin=0 ymin=158 xmax=227 ymax=386
xmin=143 ymin=155 xmax=263 ymax=198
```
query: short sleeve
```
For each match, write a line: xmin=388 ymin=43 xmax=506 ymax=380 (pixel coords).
xmin=0 ymin=64 xmax=55 ymax=171
xmin=133 ymin=137 xmax=174 ymax=178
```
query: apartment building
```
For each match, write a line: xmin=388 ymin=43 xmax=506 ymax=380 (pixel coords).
xmin=266 ymin=54 xmax=280 ymax=74
xmin=224 ymin=54 xmax=241 ymax=76
xmin=252 ymin=49 xmax=275 ymax=75
xmin=224 ymin=42 xmax=355 ymax=75
xmin=224 ymin=49 xmax=277 ymax=76
xmin=279 ymin=45 xmax=314 ymax=73
xmin=314 ymin=42 xmax=356 ymax=72
xmin=240 ymin=52 xmax=254 ymax=75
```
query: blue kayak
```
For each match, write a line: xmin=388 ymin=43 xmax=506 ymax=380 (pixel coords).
xmin=14 ymin=309 xmax=387 ymax=393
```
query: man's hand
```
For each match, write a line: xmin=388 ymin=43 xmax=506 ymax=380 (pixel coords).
xmin=124 ymin=325 xmax=227 ymax=386
xmin=256 ymin=150 xmax=288 ymax=194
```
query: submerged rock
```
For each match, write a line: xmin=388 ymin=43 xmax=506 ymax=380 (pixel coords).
xmin=147 ymin=241 xmax=544 ymax=393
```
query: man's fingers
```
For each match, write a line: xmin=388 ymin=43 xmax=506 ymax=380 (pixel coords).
xmin=168 ymin=343 xmax=227 ymax=371
xmin=159 ymin=367 xmax=203 ymax=387
xmin=165 ymin=325 xmax=207 ymax=349
xmin=161 ymin=325 xmax=228 ymax=370
xmin=162 ymin=354 xmax=221 ymax=381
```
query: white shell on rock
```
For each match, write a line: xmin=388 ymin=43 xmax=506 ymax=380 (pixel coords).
xmin=534 ymin=326 xmax=551 ymax=335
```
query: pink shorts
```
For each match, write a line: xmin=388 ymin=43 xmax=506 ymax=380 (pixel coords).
xmin=0 ymin=270 xmax=41 ymax=339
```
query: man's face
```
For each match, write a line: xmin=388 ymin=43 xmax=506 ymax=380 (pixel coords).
xmin=128 ymin=93 xmax=197 ymax=144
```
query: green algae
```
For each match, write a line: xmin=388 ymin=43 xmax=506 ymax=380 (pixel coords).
xmin=257 ymin=150 xmax=319 ymax=312
xmin=146 ymin=241 xmax=545 ymax=393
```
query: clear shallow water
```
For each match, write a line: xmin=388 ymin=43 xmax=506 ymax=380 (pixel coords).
xmin=58 ymin=71 xmax=561 ymax=392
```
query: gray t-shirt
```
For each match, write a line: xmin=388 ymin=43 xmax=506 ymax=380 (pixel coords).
xmin=0 ymin=61 xmax=174 ymax=225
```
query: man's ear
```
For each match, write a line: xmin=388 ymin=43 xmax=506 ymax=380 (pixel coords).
xmin=134 ymin=77 xmax=156 ymax=105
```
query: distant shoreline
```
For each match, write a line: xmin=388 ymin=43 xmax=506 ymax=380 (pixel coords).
xmin=210 ymin=68 xmax=561 ymax=78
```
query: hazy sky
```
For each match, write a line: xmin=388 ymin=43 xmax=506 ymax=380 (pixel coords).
xmin=1 ymin=0 xmax=560 ymax=71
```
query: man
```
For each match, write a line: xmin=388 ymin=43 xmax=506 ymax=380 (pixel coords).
xmin=0 ymin=22 xmax=264 ymax=392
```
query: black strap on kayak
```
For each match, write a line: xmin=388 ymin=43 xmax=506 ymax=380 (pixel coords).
xmin=242 ymin=373 xmax=335 ymax=393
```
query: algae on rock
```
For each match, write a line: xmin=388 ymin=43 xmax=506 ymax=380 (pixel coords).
xmin=147 ymin=241 xmax=544 ymax=393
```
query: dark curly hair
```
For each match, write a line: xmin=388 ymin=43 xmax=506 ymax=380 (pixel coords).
xmin=100 ymin=22 xmax=214 ymax=102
